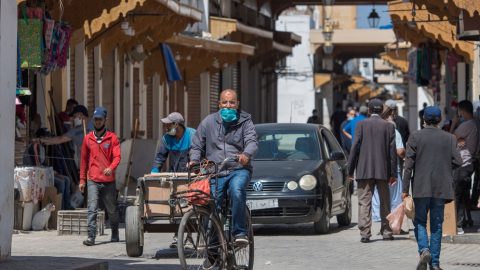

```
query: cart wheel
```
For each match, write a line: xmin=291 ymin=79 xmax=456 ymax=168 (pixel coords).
xmin=125 ymin=205 xmax=143 ymax=257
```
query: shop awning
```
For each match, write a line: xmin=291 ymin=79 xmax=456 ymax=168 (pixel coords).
xmin=210 ymin=16 xmax=273 ymax=41
xmin=145 ymin=34 xmax=254 ymax=80
xmin=315 ymin=73 xmax=331 ymax=89
xmin=166 ymin=34 xmax=255 ymax=56
xmin=380 ymin=50 xmax=408 ymax=73
xmin=348 ymin=76 xmax=369 ymax=93
xmin=274 ymin=31 xmax=302 ymax=47
xmin=272 ymin=41 xmax=292 ymax=54
xmin=389 ymin=0 xmax=474 ymax=60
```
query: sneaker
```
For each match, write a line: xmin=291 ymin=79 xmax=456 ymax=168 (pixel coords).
xmin=234 ymin=235 xmax=249 ymax=246
xmin=83 ymin=237 xmax=95 ymax=246
xmin=457 ymin=227 xmax=465 ymax=235
xmin=417 ymin=250 xmax=431 ymax=270
xmin=111 ymin=229 xmax=119 ymax=242
xmin=169 ymin=237 xmax=178 ymax=249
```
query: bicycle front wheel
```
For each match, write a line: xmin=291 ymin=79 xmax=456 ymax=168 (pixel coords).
xmin=178 ymin=207 xmax=227 ymax=270
xmin=232 ymin=208 xmax=254 ymax=270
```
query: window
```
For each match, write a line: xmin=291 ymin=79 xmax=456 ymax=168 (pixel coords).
xmin=321 ymin=129 xmax=343 ymax=156
xmin=255 ymin=130 xmax=320 ymax=161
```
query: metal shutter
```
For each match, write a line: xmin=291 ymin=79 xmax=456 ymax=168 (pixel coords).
xmin=187 ymin=75 xmax=201 ymax=128
xmin=146 ymin=76 xmax=153 ymax=138
xmin=210 ymin=71 xmax=221 ymax=113
xmin=87 ymin=49 xmax=95 ymax=116
xmin=69 ymin=48 xmax=75 ymax=98
xmin=133 ymin=68 xmax=140 ymax=130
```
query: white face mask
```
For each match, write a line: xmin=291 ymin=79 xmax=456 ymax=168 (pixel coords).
xmin=347 ymin=115 xmax=354 ymax=120
xmin=166 ymin=124 xmax=178 ymax=136
xmin=73 ymin=118 xmax=82 ymax=127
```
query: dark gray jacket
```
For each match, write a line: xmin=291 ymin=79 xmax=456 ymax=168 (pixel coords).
xmin=190 ymin=111 xmax=258 ymax=172
xmin=403 ymin=126 xmax=462 ymax=200
xmin=348 ymin=115 xmax=397 ymax=180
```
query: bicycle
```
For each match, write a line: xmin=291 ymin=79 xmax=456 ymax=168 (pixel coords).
xmin=172 ymin=157 xmax=254 ymax=270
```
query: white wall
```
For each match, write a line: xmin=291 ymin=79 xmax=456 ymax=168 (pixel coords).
xmin=276 ymin=14 xmax=314 ymax=123
xmin=0 ymin=0 xmax=17 ymax=260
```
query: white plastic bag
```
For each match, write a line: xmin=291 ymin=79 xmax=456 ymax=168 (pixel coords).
xmin=387 ymin=203 xmax=405 ymax=235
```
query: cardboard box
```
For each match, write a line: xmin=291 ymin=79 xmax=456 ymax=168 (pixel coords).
xmin=41 ymin=186 xmax=62 ymax=229
xmin=427 ymin=200 xmax=457 ymax=236
xmin=144 ymin=180 xmax=190 ymax=217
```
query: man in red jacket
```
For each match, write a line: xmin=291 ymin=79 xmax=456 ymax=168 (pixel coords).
xmin=80 ymin=107 xmax=121 ymax=246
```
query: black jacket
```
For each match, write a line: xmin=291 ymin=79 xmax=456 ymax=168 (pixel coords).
xmin=403 ymin=126 xmax=462 ymax=200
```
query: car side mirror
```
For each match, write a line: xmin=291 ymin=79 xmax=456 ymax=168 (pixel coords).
xmin=329 ymin=151 xmax=346 ymax=161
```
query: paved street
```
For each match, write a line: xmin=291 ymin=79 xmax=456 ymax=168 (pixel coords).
xmin=4 ymin=196 xmax=480 ymax=270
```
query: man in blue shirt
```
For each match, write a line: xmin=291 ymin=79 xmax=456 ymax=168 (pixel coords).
xmin=343 ymin=105 xmax=368 ymax=143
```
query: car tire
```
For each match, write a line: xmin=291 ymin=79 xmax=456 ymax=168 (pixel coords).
xmin=337 ymin=186 xmax=352 ymax=227
xmin=313 ymin=197 xmax=330 ymax=234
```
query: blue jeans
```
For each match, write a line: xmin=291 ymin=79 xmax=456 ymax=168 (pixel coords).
xmin=413 ymin=198 xmax=445 ymax=268
xmin=87 ymin=181 xmax=119 ymax=239
xmin=212 ymin=169 xmax=251 ymax=236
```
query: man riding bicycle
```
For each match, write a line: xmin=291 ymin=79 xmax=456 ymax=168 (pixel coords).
xmin=189 ymin=89 xmax=258 ymax=245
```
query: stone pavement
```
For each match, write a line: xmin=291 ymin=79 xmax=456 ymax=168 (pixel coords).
xmin=2 ymin=196 xmax=480 ymax=270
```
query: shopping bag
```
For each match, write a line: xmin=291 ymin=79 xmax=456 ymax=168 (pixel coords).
xmin=404 ymin=197 xmax=415 ymax=220
xmin=387 ymin=203 xmax=405 ymax=235
xmin=187 ymin=177 xmax=211 ymax=205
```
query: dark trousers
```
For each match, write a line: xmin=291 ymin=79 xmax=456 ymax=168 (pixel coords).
xmin=454 ymin=165 xmax=474 ymax=227
xmin=87 ymin=181 xmax=119 ymax=239
xmin=357 ymin=179 xmax=392 ymax=238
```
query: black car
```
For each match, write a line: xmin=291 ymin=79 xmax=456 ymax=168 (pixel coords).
xmin=247 ymin=123 xmax=352 ymax=234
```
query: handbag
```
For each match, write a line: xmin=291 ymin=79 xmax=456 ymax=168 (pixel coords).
xmin=186 ymin=176 xmax=211 ymax=205
xmin=18 ymin=7 xmax=43 ymax=69
xmin=404 ymin=197 xmax=415 ymax=220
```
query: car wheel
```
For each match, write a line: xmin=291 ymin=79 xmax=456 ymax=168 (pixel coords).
xmin=337 ymin=186 xmax=352 ymax=227
xmin=313 ymin=197 xmax=330 ymax=234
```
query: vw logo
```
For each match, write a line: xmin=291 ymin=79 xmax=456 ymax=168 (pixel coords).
xmin=252 ymin=182 xmax=263 ymax=192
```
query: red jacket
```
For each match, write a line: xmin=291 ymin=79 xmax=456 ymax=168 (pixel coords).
xmin=80 ymin=130 xmax=121 ymax=185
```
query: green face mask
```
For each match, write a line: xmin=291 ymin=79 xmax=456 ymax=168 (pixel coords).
xmin=219 ymin=108 xmax=238 ymax=122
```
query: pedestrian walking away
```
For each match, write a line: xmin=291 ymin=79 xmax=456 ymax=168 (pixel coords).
xmin=189 ymin=89 xmax=258 ymax=246
xmin=347 ymin=98 xmax=397 ymax=243
xmin=150 ymin=111 xmax=195 ymax=248
xmin=403 ymin=106 xmax=462 ymax=270
xmin=79 ymin=107 xmax=121 ymax=246
xmin=372 ymin=106 xmax=405 ymax=227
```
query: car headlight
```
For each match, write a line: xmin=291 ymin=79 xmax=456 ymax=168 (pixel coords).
xmin=299 ymin=175 xmax=317 ymax=191
xmin=287 ymin=181 xmax=298 ymax=191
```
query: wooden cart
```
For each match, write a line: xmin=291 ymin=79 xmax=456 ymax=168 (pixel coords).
xmin=125 ymin=172 xmax=190 ymax=257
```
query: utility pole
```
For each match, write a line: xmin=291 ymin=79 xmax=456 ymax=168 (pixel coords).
xmin=0 ymin=0 xmax=17 ymax=261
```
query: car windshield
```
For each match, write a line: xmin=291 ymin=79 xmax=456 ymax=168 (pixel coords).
xmin=254 ymin=130 xmax=320 ymax=161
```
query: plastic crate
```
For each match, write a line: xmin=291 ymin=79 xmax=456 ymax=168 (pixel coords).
xmin=57 ymin=210 xmax=105 ymax=236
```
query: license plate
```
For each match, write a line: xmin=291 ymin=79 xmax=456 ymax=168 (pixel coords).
xmin=246 ymin=199 xmax=278 ymax=210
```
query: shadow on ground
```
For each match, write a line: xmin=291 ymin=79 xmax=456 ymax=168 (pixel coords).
xmin=253 ymin=222 xmax=358 ymax=236
xmin=0 ymin=256 xmax=181 ymax=270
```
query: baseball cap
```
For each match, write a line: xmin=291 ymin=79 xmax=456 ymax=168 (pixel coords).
xmin=161 ymin=112 xmax=185 ymax=125
xmin=423 ymin=106 xmax=441 ymax=120
xmin=385 ymin=99 xmax=397 ymax=109
xmin=69 ymin=105 xmax=89 ymax=117
xmin=93 ymin=107 xmax=107 ymax=119
xmin=368 ymin=98 xmax=384 ymax=111
xmin=359 ymin=106 xmax=368 ymax=114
